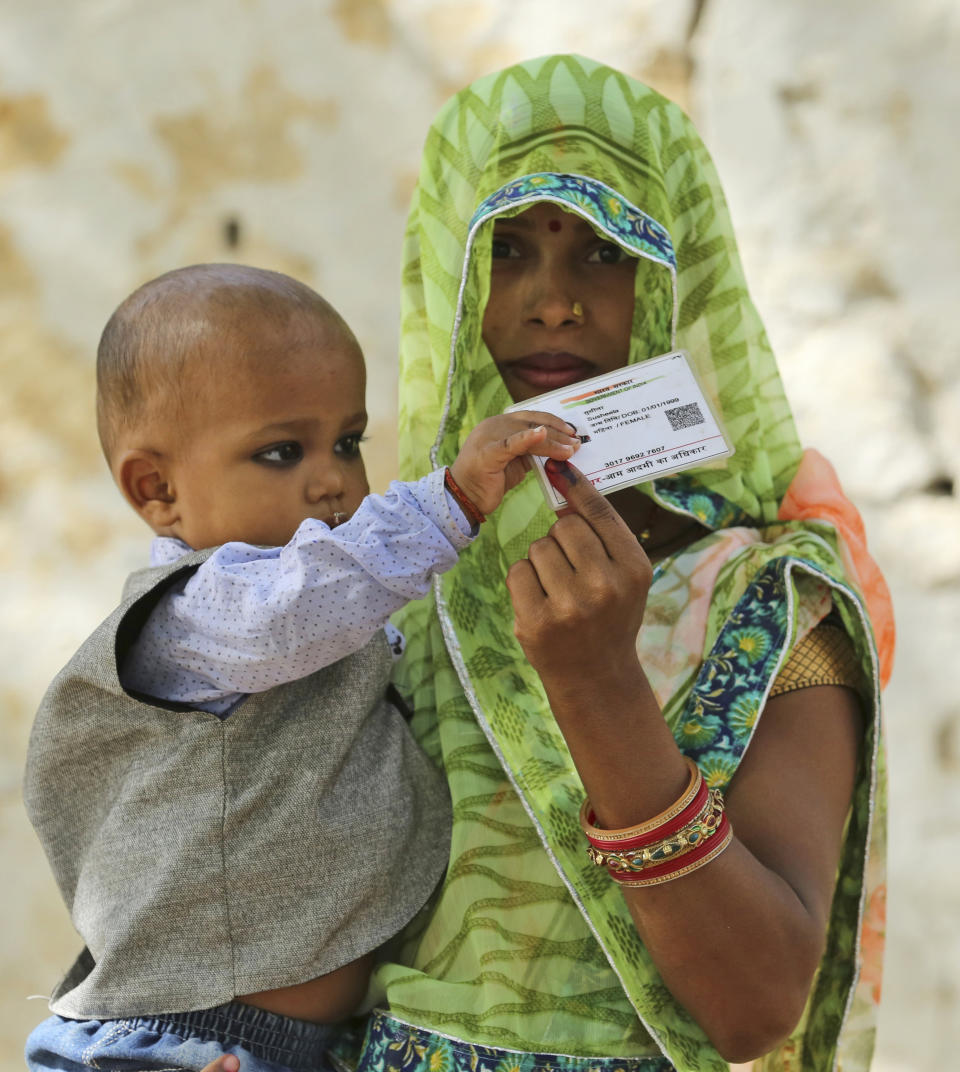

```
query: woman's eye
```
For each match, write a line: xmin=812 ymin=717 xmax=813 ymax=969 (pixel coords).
xmin=335 ymin=433 xmax=366 ymax=458
xmin=587 ymin=243 xmax=634 ymax=265
xmin=491 ymin=237 xmax=519 ymax=259
xmin=253 ymin=441 xmax=303 ymax=466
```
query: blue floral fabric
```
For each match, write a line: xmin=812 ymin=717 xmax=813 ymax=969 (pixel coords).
xmin=471 ymin=174 xmax=677 ymax=269
xmin=357 ymin=1011 xmax=674 ymax=1072
xmin=652 ymin=477 xmax=752 ymax=531
xmin=674 ymin=562 xmax=790 ymax=785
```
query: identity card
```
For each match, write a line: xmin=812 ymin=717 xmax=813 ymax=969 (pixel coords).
xmin=505 ymin=350 xmax=733 ymax=510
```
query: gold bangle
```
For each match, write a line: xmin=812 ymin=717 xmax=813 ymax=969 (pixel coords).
xmin=587 ymin=789 xmax=725 ymax=873
xmin=579 ymin=757 xmax=701 ymax=843
xmin=614 ymin=816 xmax=733 ymax=887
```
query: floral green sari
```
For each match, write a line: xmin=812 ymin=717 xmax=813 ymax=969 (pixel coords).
xmin=369 ymin=55 xmax=887 ymax=1072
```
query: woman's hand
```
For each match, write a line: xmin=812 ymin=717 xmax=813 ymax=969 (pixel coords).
xmin=504 ymin=457 xmax=682 ymax=816
xmin=449 ymin=411 xmax=579 ymax=516
xmin=506 ymin=460 xmax=652 ymax=681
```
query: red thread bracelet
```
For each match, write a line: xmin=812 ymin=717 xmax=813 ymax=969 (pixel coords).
xmin=444 ymin=467 xmax=486 ymax=526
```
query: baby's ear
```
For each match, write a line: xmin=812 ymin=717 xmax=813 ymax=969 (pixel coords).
xmin=116 ymin=450 xmax=178 ymax=531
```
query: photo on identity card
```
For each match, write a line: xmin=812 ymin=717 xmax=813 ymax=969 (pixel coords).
xmin=505 ymin=350 xmax=734 ymax=510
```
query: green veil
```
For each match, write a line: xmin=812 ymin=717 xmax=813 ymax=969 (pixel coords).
xmin=383 ymin=55 xmax=885 ymax=1072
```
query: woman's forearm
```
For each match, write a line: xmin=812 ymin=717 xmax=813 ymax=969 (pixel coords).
xmin=620 ymin=840 xmax=824 ymax=1062
xmin=537 ymin=658 xmax=691 ymax=827
xmin=538 ymin=660 xmax=860 ymax=1062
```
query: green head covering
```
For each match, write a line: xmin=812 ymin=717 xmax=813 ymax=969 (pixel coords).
xmin=398 ymin=54 xmax=800 ymax=526
xmin=388 ymin=55 xmax=884 ymax=1072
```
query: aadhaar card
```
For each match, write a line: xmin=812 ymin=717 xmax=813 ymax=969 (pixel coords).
xmin=505 ymin=350 xmax=733 ymax=510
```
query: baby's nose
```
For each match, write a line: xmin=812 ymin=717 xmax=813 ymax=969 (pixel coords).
xmin=305 ymin=463 xmax=344 ymax=503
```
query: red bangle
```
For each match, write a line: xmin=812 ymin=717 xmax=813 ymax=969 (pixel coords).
xmin=444 ymin=467 xmax=486 ymax=526
xmin=582 ymin=778 xmax=710 ymax=852
xmin=585 ymin=787 xmax=723 ymax=871
xmin=579 ymin=757 xmax=702 ymax=847
xmin=580 ymin=756 xmax=732 ymax=887
xmin=610 ymin=811 xmax=733 ymax=887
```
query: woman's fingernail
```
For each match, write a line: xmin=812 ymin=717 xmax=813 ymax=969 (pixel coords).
xmin=544 ymin=458 xmax=577 ymax=491
xmin=565 ymin=421 xmax=578 ymax=435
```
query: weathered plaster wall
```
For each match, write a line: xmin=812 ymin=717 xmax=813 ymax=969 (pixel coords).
xmin=1 ymin=1 xmax=955 ymax=1068
xmin=693 ymin=5 xmax=960 ymax=1068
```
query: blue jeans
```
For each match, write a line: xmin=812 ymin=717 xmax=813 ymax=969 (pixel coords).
xmin=25 ymin=1000 xmax=354 ymax=1072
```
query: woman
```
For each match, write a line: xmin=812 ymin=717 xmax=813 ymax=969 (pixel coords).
xmin=204 ymin=53 xmax=890 ymax=1072
xmin=363 ymin=53 xmax=889 ymax=1072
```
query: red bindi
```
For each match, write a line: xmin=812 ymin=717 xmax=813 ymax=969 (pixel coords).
xmin=548 ymin=219 xmax=562 ymax=232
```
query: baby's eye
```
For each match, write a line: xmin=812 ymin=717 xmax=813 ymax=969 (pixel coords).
xmin=253 ymin=441 xmax=303 ymax=466
xmin=335 ymin=433 xmax=367 ymax=458
xmin=587 ymin=243 xmax=634 ymax=265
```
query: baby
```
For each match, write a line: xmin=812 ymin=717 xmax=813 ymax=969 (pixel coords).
xmin=24 ymin=264 xmax=579 ymax=1072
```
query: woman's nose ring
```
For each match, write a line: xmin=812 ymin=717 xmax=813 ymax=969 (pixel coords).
xmin=571 ymin=301 xmax=584 ymax=319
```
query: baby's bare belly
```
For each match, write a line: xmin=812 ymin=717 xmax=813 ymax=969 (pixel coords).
xmin=237 ymin=952 xmax=374 ymax=1023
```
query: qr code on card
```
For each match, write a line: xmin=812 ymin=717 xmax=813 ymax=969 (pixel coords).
xmin=664 ymin=402 xmax=705 ymax=432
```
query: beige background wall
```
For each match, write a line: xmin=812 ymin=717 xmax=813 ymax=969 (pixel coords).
xmin=2 ymin=1 xmax=957 ymax=1069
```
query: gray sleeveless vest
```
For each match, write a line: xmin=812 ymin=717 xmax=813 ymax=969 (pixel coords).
xmin=24 ymin=550 xmax=452 ymax=1018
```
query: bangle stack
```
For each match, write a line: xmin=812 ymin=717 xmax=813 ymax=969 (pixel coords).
xmin=580 ymin=756 xmax=732 ymax=888
xmin=444 ymin=467 xmax=486 ymax=526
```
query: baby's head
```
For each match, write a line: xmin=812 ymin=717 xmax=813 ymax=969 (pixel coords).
xmin=98 ymin=263 xmax=370 ymax=550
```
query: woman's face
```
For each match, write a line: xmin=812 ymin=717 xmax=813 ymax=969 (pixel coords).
xmin=481 ymin=202 xmax=637 ymax=403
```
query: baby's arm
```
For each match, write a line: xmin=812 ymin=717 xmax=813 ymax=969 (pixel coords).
xmin=122 ymin=471 xmax=475 ymax=709
xmin=121 ymin=416 xmax=575 ymax=710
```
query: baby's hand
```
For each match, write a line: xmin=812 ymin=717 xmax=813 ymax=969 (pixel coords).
xmin=449 ymin=411 xmax=580 ymax=517
xmin=198 ymin=1057 xmax=240 ymax=1072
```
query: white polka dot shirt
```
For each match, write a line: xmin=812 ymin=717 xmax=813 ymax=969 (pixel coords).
xmin=121 ymin=469 xmax=474 ymax=715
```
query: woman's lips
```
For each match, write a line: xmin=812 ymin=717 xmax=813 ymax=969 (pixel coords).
xmin=503 ymin=352 xmax=595 ymax=391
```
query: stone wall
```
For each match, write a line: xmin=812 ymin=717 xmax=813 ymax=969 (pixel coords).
xmin=2 ymin=1 xmax=956 ymax=1067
